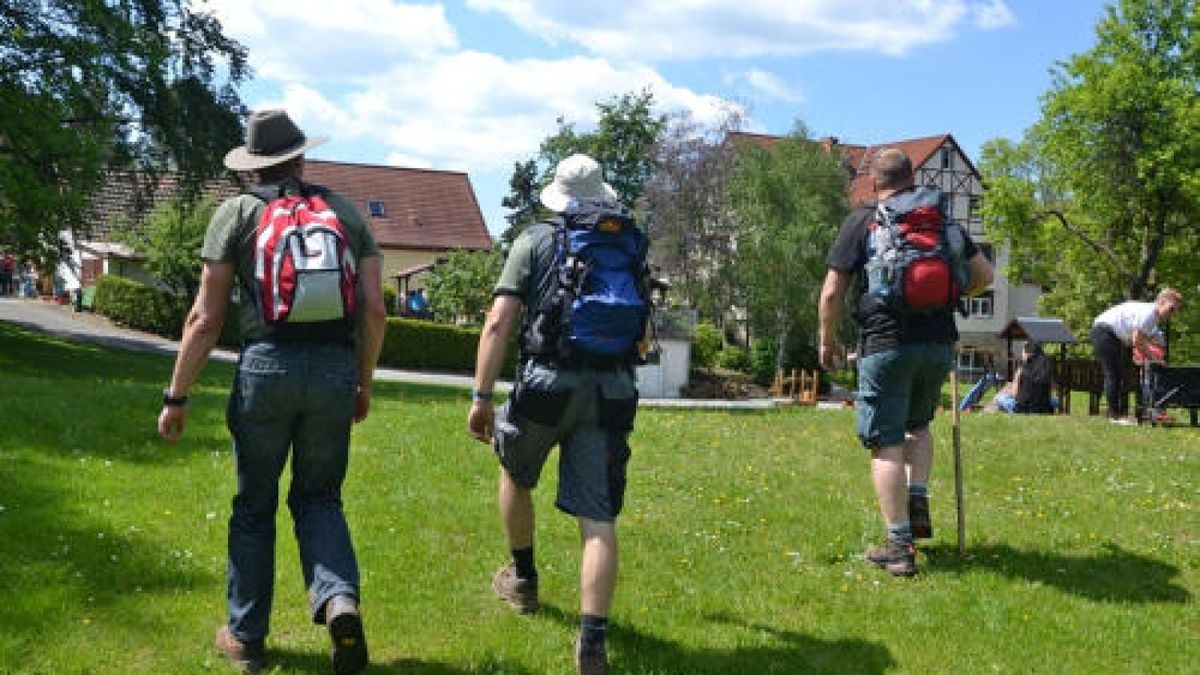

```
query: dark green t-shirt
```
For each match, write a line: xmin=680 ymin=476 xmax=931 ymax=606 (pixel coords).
xmin=201 ymin=182 xmax=382 ymax=342
xmin=494 ymin=222 xmax=556 ymax=310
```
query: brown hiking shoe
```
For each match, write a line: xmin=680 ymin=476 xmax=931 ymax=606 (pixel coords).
xmin=575 ymin=635 xmax=610 ymax=675
xmin=214 ymin=625 xmax=265 ymax=673
xmin=866 ymin=540 xmax=918 ymax=577
xmin=492 ymin=562 xmax=539 ymax=614
xmin=326 ymin=595 xmax=369 ymax=675
xmin=909 ymin=495 xmax=933 ymax=539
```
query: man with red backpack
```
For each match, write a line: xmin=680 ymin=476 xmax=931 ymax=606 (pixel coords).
xmin=157 ymin=109 xmax=386 ymax=673
xmin=818 ymin=148 xmax=993 ymax=576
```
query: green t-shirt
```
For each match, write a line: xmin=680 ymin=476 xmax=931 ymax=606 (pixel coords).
xmin=201 ymin=182 xmax=382 ymax=341
xmin=494 ymin=222 xmax=556 ymax=310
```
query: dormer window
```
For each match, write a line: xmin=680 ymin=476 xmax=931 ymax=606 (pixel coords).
xmin=367 ymin=200 xmax=386 ymax=217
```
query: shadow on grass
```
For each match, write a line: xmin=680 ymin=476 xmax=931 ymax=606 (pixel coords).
xmin=0 ymin=460 xmax=217 ymax=654
xmin=267 ymin=648 xmax=537 ymax=673
xmin=0 ymin=322 xmax=187 ymax=383
xmin=537 ymin=603 xmax=894 ymax=674
xmin=0 ymin=323 xmax=469 ymax=464
xmin=923 ymin=542 xmax=1190 ymax=603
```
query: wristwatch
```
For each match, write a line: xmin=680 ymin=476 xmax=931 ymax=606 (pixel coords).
xmin=162 ymin=389 xmax=188 ymax=407
xmin=471 ymin=389 xmax=493 ymax=402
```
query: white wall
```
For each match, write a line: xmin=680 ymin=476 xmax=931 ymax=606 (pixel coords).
xmin=636 ymin=338 xmax=691 ymax=398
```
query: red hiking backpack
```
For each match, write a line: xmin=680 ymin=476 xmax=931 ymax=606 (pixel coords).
xmin=251 ymin=186 xmax=357 ymax=329
xmin=864 ymin=186 xmax=968 ymax=313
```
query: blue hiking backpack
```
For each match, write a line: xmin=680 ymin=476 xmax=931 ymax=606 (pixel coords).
xmin=522 ymin=199 xmax=651 ymax=365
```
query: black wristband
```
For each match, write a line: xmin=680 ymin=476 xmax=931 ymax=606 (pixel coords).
xmin=162 ymin=389 xmax=188 ymax=407
xmin=471 ymin=389 xmax=493 ymax=402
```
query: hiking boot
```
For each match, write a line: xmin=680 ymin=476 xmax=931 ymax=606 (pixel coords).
xmin=574 ymin=635 xmax=609 ymax=675
xmin=326 ymin=595 xmax=369 ymax=675
xmin=909 ymin=495 xmax=933 ymax=540
xmin=214 ymin=625 xmax=266 ymax=673
xmin=492 ymin=562 xmax=539 ymax=614
xmin=866 ymin=540 xmax=918 ymax=577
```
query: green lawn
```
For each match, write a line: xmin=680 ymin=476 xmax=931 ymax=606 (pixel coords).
xmin=0 ymin=322 xmax=1195 ymax=674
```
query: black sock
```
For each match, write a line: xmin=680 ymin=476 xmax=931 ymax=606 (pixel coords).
xmin=512 ymin=546 xmax=536 ymax=581
xmin=580 ymin=614 xmax=608 ymax=650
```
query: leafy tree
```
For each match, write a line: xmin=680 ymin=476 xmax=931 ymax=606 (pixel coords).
xmin=423 ymin=248 xmax=503 ymax=326
xmin=727 ymin=124 xmax=850 ymax=372
xmin=642 ymin=109 xmax=743 ymax=325
xmin=501 ymin=89 xmax=668 ymax=234
xmin=980 ymin=0 xmax=1198 ymax=351
xmin=111 ymin=196 xmax=215 ymax=306
xmin=498 ymin=158 xmax=543 ymax=247
xmin=0 ymin=0 xmax=249 ymax=271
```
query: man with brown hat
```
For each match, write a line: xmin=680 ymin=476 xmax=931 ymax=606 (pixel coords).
xmin=468 ymin=153 xmax=646 ymax=674
xmin=157 ymin=109 xmax=386 ymax=674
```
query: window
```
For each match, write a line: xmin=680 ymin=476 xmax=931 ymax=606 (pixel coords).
xmin=969 ymin=291 xmax=994 ymax=319
xmin=941 ymin=147 xmax=952 ymax=170
xmin=968 ymin=195 xmax=982 ymax=220
xmin=956 ymin=347 xmax=992 ymax=380
xmin=940 ymin=193 xmax=953 ymax=218
xmin=367 ymin=200 xmax=386 ymax=218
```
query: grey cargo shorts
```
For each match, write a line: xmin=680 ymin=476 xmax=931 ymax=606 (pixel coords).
xmin=494 ymin=360 xmax=638 ymax=522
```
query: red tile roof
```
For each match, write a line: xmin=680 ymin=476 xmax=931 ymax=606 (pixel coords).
xmin=88 ymin=160 xmax=493 ymax=253
xmin=304 ymin=160 xmax=492 ymax=251
xmin=728 ymin=132 xmax=970 ymax=207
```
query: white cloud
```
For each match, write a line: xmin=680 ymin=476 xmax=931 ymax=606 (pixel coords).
xmin=205 ymin=0 xmax=458 ymax=81
xmin=467 ymin=0 xmax=1014 ymax=61
xmin=732 ymin=69 xmax=805 ymax=104
xmin=972 ymin=0 xmax=1017 ymax=30
xmin=246 ymin=50 xmax=737 ymax=176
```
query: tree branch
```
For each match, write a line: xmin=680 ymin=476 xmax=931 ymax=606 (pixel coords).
xmin=1042 ymin=208 xmax=1135 ymax=288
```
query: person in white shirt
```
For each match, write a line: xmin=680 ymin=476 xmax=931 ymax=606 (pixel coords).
xmin=1090 ymin=288 xmax=1182 ymax=422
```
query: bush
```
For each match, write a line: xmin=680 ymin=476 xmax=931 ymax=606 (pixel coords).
xmin=692 ymin=321 xmax=722 ymax=368
xmin=382 ymin=286 xmax=398 ymax=316
xmin=380 ymin=317 xmax=518 ymax=373
xmin=749 ymin=339 xmax=778 ymax=384
xmin=93 ymin=275 xmax=186 ymax=337
xmin=714 ymin=345 xmax=751 ymax=372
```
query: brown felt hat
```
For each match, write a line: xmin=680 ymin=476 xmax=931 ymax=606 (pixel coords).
xmin=223 ymin=109 xmax=327 ymax=171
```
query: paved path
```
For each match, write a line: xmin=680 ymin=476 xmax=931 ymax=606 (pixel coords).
xmin=0 ymin=297 xmax=778 ymax=408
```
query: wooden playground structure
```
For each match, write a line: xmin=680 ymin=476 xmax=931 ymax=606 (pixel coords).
xmin=769 ymin=368 xmax=821 ymax=405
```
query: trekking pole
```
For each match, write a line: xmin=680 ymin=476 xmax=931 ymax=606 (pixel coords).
xmin=950 ymin=367 xmax=966 ymax=556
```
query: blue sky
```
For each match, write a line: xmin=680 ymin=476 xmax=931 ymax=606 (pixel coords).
xmin=205 ymin=0 xmax=1111 ymax=235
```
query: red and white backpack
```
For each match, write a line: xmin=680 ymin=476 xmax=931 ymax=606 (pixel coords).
xmin=251 ymin=186 xmax=357 ymax=326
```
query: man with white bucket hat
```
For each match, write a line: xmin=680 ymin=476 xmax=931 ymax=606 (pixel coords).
xmin=469 ymin=153 xmax=647 ymax=674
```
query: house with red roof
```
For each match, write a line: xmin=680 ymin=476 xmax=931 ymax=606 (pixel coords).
xmin=730 ymin=131 xmax=1041 ymax=373
xmin=81 ymin=160 xmax=493 ymax=310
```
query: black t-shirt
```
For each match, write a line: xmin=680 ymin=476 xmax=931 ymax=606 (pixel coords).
xmin=825 ymin=197 xmax=979 ymax=357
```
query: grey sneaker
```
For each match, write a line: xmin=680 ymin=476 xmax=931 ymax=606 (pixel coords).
xmin=575 ymin=636 xmax=609 ymax=675
xmin=866 ymin=540 xmax=918 ymax=577
xmin=492 ymin=563 xmax=539 ymax=614
xmin=909 ymin=495 xmax=933 ymax=540
xmin=325 ymin=595 xmax=369 ymax=675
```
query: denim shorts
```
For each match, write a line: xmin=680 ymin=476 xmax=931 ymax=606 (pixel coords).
xmin=855 ymin=343 xmax=954 ymax=448
xmin=494 ymin=361 xmax=638 ymax=522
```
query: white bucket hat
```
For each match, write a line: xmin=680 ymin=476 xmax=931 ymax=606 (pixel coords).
xmin=223 ymin=109 xmax=327 ymax=171
xmin=539 ymin=153 xmax=618 ymax=212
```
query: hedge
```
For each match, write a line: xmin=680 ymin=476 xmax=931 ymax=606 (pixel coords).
xmin=93 ymin=275 xmax=186 ymax=338
xmin=379 ymin=317 xmax=517 ymax=374
xmin=93 ymin=275 xmax=516 ymax=374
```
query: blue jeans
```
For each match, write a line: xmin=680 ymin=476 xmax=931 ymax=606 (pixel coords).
xmin=856 ymin=343 xmax=954 ymax=448
xmin=225 ymin=341 xmax=360 ymax=643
